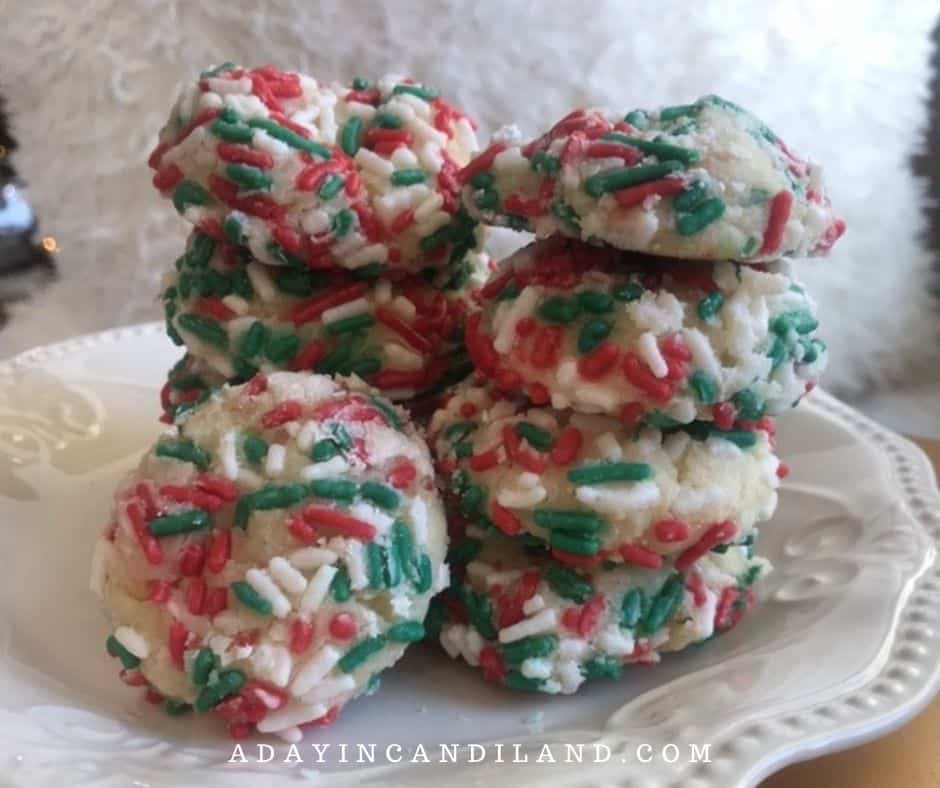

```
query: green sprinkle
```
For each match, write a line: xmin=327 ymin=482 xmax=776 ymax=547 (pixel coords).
xmin=445 ymin=420 xmax=477 ymax=444
xmin=413 ymin=553 xmax=433 ymax=593
xmin=383 ymin=541 xmax=402 ymax=588
xmin=368 ymin=396 xmax=402 ymax=430
xmin=194 ymin=669 xmax=245 ymax=712
xmin=326 ymin=313 xmax=375 ymax=334
xmin=576 ymin=290 xmax=614 ymax=313
xmin=448 ymin=537 xmax=482 ymax=565
xmin=461 ymin=587 xmax=497 ymax=639
xmin=387 ymin=620 xmax=424 ymax=642
xmin=533 ymin=509 xmax=605 ymax=534
xmin=639 ymin=573 xmax=684 ymax=635
xmin=496 ymin=284 xmax=519 ymax=301
xmin=339 ymin=635 xmax=387 ymax=672
xmin=645 ymin=411 xmax=682 ymax=429
xmin=236 ymin=321 xmax=268 ymax=362
xmin=624 ymin=110 xmax=650 ymax=129
xmin=676 ymin=197 xmax=726 ymax=236
xmin=551 ymin=200 xmax=581 ymax=229
xmin=276 ymin=268 xmax=325 ymax=297
xmin=242 ymin=434 xmax=269 ymax=464
xmin=352 ymin=77 xmax=370 ymax=90
xmin=201 ymin=61 xmax=236 ymax=78
xmin=351 ymin=262 xmax=386 ymax=280
xmin=538 ymin=295 xmax=581 ymax=324
xmin=311 ymin=439 xmax=340 ymax=462
xmin=459 ymin=483 xmax=485 ymax=517
xmin=454 ymin=440 xmax=473 ymax=459
xmin=801 ymin=338 xmax=825 ymax=365
xmin=767 ymin=335 xmax=787 ymax=369
xmin=263 ymin=331 xmax=299 ymax=364
xmin=359 ymin=481 xmax=399 ymax=510
xmin=365 ymin=542 xmax=385 ymax=589
xmin=249 ymin=483 xmax=308 ymax=510
xmin=581 ymin=655 xmax=624 ymax=680
xmin=309 ymin=478 xmax=358 ymax=501
xmin=210 ymin=119 xmax=254 ymax=143
xmin=192 ymin=647 xmax=216 ymax=685
xmin=392 ymin=84 xmax=437 ymax=100
xmin=176 ymin=312 xmax=229 ymax=349
xmin=501 ymin=634 xmax=558 ymax=665
xmin=584 ymin=161 xmax=684 ymax=197
xmin=697 ymin=291 xmax=724 ymax=321
xmin=225 ymin=163 xmax=272 ymax=191
xmin=223 ymin=213 xmax=246 ymax=245
xmin=374 ymin=112 xmax=403 ymax=128
xmin=172 ymin=180 xmax=211 ymax=212
xmin=503 ymin=672 xmax=545 ymax=692
xmin=530 ymin=151 xmax=561 ymax=175
xmin=771 ymin=310 xmax=818 ymax=336
xmin=231 ymin=581 xmax=273 ymax=615
xmin=330 ymin=563 xmax=352 ymax=602
xmin=340 ymin=116 xmax=363 ymax=155
xmin=709 ymin=428 xmax=758 ymax=449
xmin=600 ymin=133 xmax=701 ymax=166
xmin=164 ymin=699 xmax=192 ymax=716
xmin=577 ymin=318 xmax=612 ymax=354
xmin=689 ymin=370 xmax=719 ymax=404
xmin=620 ymin=587 xmax=646 ymax=629
xmin=155 ymin=439 xmax=211 ymax=469
xmin=316 ymin=345 xmax=353 ymax=374
xmin=733 ymin=388 xmax=764 ymax=420
xmin=418 ymin=223 xmax=453 ymax=252
xmin=514 ymin=421 xmax=554 ymax=451
xmin=106 ymin=635 xmax=140 ymax=669
xmin=331 ymin=423 xmax=354 ymax=451
xmin=659 ymin=103 xmax=701 ymax=122
xmin=741 ymin=236 xmax=759 ymax=257
xmin=544 ymin=564 xmax=593 ymax=603
xmin=470 ymin=172 xmax=495 ymax=189
xmin=318 ymin=174 xmax=345 ymax=200
xmin=247 ymin=117 xmax=332 ymax=158
xmin=331 ymin=208 xmax=354 ymax=237
xmin=231 ymin=269 xmax=254 ymax=299
xmin=187 ymin=233 xmax=216 ymax=267
xmin=550 ymin=530 xmax=601 ymax=555
xmin=614 ymin=282 xmax=644 ymax=302
xmin=149 ymin=509 xmax=209 ymax=537
xmin=390 ymin=168 xmax=426 ymax=187
xmin=392 ymin=520 xmax=417 ymax=581
xmin=567 ymin=461 xmax=653 ymax=485
xmin=673 ymin=181 xmax=709 ymax=213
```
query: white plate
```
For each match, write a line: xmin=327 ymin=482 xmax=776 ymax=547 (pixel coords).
xmin=1 ymin=324 xmax=938 ymax=788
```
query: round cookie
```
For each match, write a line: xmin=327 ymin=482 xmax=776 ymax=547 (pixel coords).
xmin=466 ymin=237 xmax=826 ymax=424
xmin=92 ymin=372 xmax=448 ymax=739
xmin=460 ymin=95 xmax=844 ymax=262
xmin=162 ymin=230 xmax=490 ymax=402
xmin=429 ymin=381 xmax=781 ymax=567
xmin=432 ymin=534 xmax=767 ymax=694
xmin=149 ymin=65 xmax=483 ymax=274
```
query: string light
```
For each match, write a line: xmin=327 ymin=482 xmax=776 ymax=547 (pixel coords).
xmin=41 ymin=236 xmax=58 ymax=253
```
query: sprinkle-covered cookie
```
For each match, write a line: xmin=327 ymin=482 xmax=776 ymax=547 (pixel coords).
xmin=429 ymin=381 xmax=781 ymax=568
xmin=431 ymin=534 xmax=767 ymax=694
xmin=93 ymin=372 xmax=448 ymax=740
xmin=150 ymin=65 xmax=483 ymax=273
xmin=466 ymin=237 xmax=826 ymax=422
xmin=161 ymin=230 xmax=489 ymax=403
xmin=460 ymin=96 xmax=844 ymax=262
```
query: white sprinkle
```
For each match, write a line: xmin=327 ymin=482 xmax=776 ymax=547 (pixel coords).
xmin=257 ymin=701 xmax=329 ymax=733
xmin=245 ymin=568 xmax=292 ymax=618
xmin=344 ymin=243 xmax=389 ymax=270
xmin=289 ymin=547 xmax=338 ymax=569
xmin=206 ymin=76 xmax=252 ymax=94
xmin=300 ymin=209 xmax=331 ymax=235
xmin=498 ymin=608 xmax=559 ymax=644
xmin=251 ymin=130 xmax=291 ymax=160
xmin=557 ymin=638 xmax=590 ymax=660
xmin=522 ymin=594 xmax=545 ymax=616
xmin=390 ymin=296 xmax=417 ymax=321
xmin=683 ymin=327 xmax=722 ymax=380
xmin=492 ymin=287 xmax=540 ymax=354
xmin=298 ymin=564 xmax=338 ymax=614
xmin=348 ymin=502 xmax=394 ymax=535
xmin=497 ymin=484 xmax=546 ymax=509
xmin=384 ymin=343 xmax=424 ymax=370
xmin=390 ymin=147 xmax=420 ymax=169
xmin=596 ymin=625 xmax=635 ymax=656
xmin=114 ymin=626 xmax=149 ymax=659
xmin=264 ymin=444 xmax=287 ymax=477
xmin=557 ymin=659 xmax=586 ymax=694
xmin=290 ymin=646 xmax=342 ymax=697
xmin=521 ymin=657 xmax=553 ymax=680
xmin=344 ymin=542 xmax=369 ymax=590
xmin=236 ymin=468 xmax=264 ymax=491
xmin=355 ymin=147 xmax=395 ymax=176
xmin=220 ymin=430 xmax=239 ymax=480
xmin=516 ymin=472 xmax=540 ymax=489
xmin=300 ymin=674 xmax=356 ymax=705
xmin=300 ymin=456 xmax=350 ymax=480
xmin=417 ymin=142 xmax=444 ymax=173
xmin=414 ymin=210 xmax=451 ymax=236
xmin=408 ymin=498 xmax=428 ymax=545
xmin=637 ymin=332 xmax=669 ymax=378
xmin=374 ymin=280 xmax=393 ymax=303
xmin=268 ymin=557 xmax=308 ymax=595
xmin=594 ymin=432 xmax=623 ymax=460
xmin=275 ymin=727 xmax=303 ymax=744
xmin=221 ymin=294 xmax=250 ymax=315
xmin=414 ymin=191 xmax=444 ymax=221
xmin=440 ymin=624 xmax=465 ymax=659
xmin=556 ymin=358 xmax=578 ymax=387
xmin=454 ymin=118 xmax=478 ymax=154
xmin=250 ymin=643 xmax=293 ymax=687
xmin=402 ymin=114 xmax=447 ymax=147
xmin=89 ymin=540 xmax=112 ymax=598
xmin=296 ymin=421 xmax=320 ymax=453
xmin=575 ymin=481 xmax=661 ymax=513
xmin=432 ymin=562 xmax=451 ymax=594
xmin=321 ymin=298 xmax=370 ymax=325
xmin=245 ymin=263 xmax=278 ymax=303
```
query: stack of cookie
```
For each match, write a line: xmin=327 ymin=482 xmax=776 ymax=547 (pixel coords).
xmin=427 ymin=96 xmax=843 ymax=693
xmin=148 ymin=65 xmax=490 ymax=422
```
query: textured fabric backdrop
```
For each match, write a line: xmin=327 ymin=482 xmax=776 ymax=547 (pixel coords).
xmin=0 ymin=0 xmax=936 ymax=401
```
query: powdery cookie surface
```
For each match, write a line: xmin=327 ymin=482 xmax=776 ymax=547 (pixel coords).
xmin=466 ymin=238 xmax=826 ymax=423
xmin=150 ymin=65 xmax=482 ymax=274
xmin=433 ymin=534 xmax=767 ymax=694
xmin=429 ymin=382 xmax=781 ymax=567
xmin=461 ymin=95 xmax=844 ymax=262
xmin=93 ymin=372 xmax=448 ymax=739
xmin=162 ymin=230 xmax=489 ymax=403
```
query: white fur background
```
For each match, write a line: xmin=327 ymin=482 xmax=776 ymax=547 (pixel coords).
xmin=0 ymin=1 xmax=937 ymax=427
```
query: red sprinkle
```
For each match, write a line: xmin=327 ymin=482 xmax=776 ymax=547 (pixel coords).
xmin=206 ymin=587 xmax=228 ymax=616
xmin=374 ymin=307 xmax=433 ymax=353
xmin=242 ymin=374 xmax=268 ymax=397
xmin=529 ymin=326 xmax=564 ymax=369
xmin=178 ymin=542 xmax=207 ymax=576
xmin=217 ymin=143 xmax=274 ymax=169
xmin=478 ymin=645 xmax=507 ymax=683
xmin=295 ymin=158 xmax=346 ymax=192
xmin=653 ymin=519 xmax=690 ymax=543
xmin=119 ymin=668 xmax=148 ymax=687
xmin=713 ymin=402 xmax=737 ymax=431
xmin=126 ymin=499 xmax=162 ymax=565
xmin=490 ymin=502 xmax=523 ymax=536
xmin=290 ymin=282 xmax=369 ymax=325
xmin=290 ymin=338 xmax=328 ymax=372
xmin=613 ymin=176 xmax=684 ymax=208
xmin=585 ymin=141 xmax=643 ymax=165
xmin=168 ymin=621 xmax=188 ymax=671
xmin=619 ymin=543 xmax=664 ymax=569
xmin=389 ymin=208 xmax=415 ymax=234
xmin=550 ymin=426 xmax=583 ymax=466
xmin=289 ymin=617 xmax=315 ymax=654
xmin=152 ymin=163 xmax=184 ymax=191
xmin=620 ymin=402 xmax=647 ymax=427
xmin=469 ymin=447 xmax=500 ymax=472
xmin=759 ymin=190 xmax=794 ymax=255
xmin=287 ymin=514 xmax=318 ymax=544
xmin=148 ymin=580 xmax=172 ymax=604
xmin=551 ymin=548 xmax=607 ymax=569
xmin=302 ymin=505 xmax=376 ymax=541
xmin=622 ymin=353 xmax=675 ymax=402
xmin=457 ymin=142 xmax=507 ymax=185
xmin=206 ymin=529 xmax=232 ymax=573
xmin=159 ymin=484 xmax=224 ymax=513
xmin=329 ymin=612 xmax=358 ymax=641
xmin=675 ymin=520 xmax=737 ymax=571
xmin=388 ymin=461 xmax=417 ymax=490
xmin=197 ymin=474 xmax=240 ymax=502
xmin=776 ymin=462 xmax=790 ymax=480
xmin=685 ymin=571 xmax=708 ymax=607
xmin=186 ymin=578 xmax=207 ymax=615
xmin=501 ymin=424 xmax=548 ymax=473
xmin=577 ymin=340 xmax=620 ymax=380
xmin=261 ymin=399 xmax=303 ymax=428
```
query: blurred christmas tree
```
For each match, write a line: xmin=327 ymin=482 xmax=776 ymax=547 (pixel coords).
xmin=0 ymin=91 xmax=55 ymax=325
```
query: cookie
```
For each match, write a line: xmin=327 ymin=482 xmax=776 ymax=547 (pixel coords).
xmin=162 ymin=230 xmax=489 ymax=402
xmin=149 ymin=65 xmax=483 ymax=273
xmin=432 ymin=533 xmax=767 ymax=694
xmin=429 ymin=381 xmax=781 ymax=567
xmin=465 ymin=237 xmax=826 ymax=423
xmin=92 ymin=372 xmax=448 ymax=739
xmin=460 ymin=95 xmax=844 ymax=262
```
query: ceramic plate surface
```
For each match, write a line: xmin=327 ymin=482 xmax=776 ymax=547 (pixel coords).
xmin=1 ymin=324 xmax=938 ymax=788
